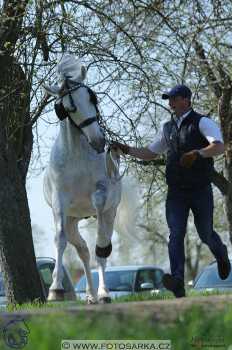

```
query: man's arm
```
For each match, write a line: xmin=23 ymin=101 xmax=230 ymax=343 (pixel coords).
xmin=198 ymin=141 xmax=224 ymax=158
xmin=180 ymin=118 xmax=225 ymax=168
xmin=127 ymin=146 xmax=157 ymax=160
xmin=111 ymin=127 xmax=167 ymax=160
xmin=198 ymin=117 xmax=224 ymax=157
xmin=180 ymin=142 xmax=224 ymax=168
xmin=111 ymin=142 xmax=157 ymax=160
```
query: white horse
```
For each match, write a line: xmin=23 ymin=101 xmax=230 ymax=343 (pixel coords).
xmin=43 ymin=54 xmax=121 ymax=304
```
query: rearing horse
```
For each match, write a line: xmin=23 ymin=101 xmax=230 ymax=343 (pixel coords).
xmin=43 ymin=54 xmax=121 ymax=304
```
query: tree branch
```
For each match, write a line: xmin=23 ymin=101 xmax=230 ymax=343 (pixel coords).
xmin=193 ymin=40 xmax=222 ymax=99
xmin=138 ymin=223 xmax=168 ymax=245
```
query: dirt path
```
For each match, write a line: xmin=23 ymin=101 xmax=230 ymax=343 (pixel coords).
xmin=1 ymin=294 xmax=232 ymax=322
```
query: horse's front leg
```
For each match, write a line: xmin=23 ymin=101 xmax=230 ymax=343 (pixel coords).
xmin=96 ymin=255 xmax=110 ymax=303
xmin=95 ymin=206 xmax=117 ymax=303
xmin=92 ymin=181 xmax=113 ymax=256
xmin=48 ymin=195 xmax=68 ymax=301
xmin=92 ymin=182 xmax=116 ymax=303
xmin=66 ymin=217 xmax=98 ymax=304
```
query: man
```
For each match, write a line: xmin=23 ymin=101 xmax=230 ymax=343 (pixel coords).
xmin=112 ymin=84 xmax=231 ymax=298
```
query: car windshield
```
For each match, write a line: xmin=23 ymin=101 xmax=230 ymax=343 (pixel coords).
xmin=195 ymin=265 xmax=232 ymax=288
xmin=76 ymin=270 xmax=136 ymax=292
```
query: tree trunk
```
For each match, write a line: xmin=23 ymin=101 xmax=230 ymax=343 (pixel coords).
xmin=218 ymin=89 xmax=232 ymax=244
xmin=194 ymin=40 xmax=232 ymax=245
xmin=0 ymin=55 xmax=45 ymax=304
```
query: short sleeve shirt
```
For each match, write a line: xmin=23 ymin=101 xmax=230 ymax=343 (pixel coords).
xmin=148 ymin=110 xmax=223 ymax=154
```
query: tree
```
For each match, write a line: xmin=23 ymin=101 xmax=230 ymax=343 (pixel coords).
xmin=0 ymin=0 xmax=45 ymax=304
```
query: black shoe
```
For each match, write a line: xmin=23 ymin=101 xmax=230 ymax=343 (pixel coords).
xmin=217 ymin=247 xmax=231 ymax=280
xmin=162 ymin=273 xmax=186 ymax=298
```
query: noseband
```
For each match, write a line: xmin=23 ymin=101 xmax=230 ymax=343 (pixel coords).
xmin=54 ymin=79 xmax=100 ymax=131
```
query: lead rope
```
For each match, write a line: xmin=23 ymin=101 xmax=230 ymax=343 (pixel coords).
xmin=105 ymin=145 xmax=127 ymax=184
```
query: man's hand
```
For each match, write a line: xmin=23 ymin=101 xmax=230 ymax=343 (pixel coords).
xmin=180 ymin=150 xmax=201 ymax=168
xmin=110 ymin=141 xmax=130 ymax=155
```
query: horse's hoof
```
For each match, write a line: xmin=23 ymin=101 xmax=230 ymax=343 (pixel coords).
xmin=98 ymin=296 xmax=111 ymax=304
xmin=86 ymin=296 xmax=98 ymax=305
xmin=47 ymin=289 xmax=65 ymax=301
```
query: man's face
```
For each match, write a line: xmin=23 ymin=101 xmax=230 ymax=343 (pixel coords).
xmin=168 ymin=95 xmax=190 ymax=116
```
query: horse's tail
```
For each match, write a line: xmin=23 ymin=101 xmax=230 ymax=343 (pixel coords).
xmin=114 ymin=176 xmax=140 ymax=237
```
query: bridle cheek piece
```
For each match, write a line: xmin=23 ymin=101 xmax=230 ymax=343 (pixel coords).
xmin=54 ymin=80 xmax=99 ymax=131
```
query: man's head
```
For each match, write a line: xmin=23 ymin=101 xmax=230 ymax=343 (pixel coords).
xmin=162 ymin=84 xmax=192 ymax=117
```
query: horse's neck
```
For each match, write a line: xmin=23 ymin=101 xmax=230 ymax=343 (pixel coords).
xmin=58 ymin=119 xmax=95 ymax=159
xmin=59 ymin=119 xmax=83 ymax=157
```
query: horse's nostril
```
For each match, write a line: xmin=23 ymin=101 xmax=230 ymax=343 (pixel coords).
xmin=89 ymin=139 xmax=105 ymax=153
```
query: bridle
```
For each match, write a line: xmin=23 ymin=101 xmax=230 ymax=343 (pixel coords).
xmin=55 ymin=77 xmax=101 ymax=131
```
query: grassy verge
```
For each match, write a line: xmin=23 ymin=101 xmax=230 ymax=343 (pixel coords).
xmin=1 ymin=288 xmax=231 ymax=312
xmin=0 ymin=303 xmax=231 ymax=350
xmin=112 ymin=288 xmax=232 ymax=302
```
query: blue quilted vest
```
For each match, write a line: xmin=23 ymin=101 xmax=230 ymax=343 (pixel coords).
xmin=163 ymin=109 xmax=214 ymax=189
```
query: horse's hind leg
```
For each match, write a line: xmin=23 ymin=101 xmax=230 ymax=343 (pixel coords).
xmin=95 ymin=207 xmax=117 ymax=304
xmin=48 ymin=197 xmax=68 ymax=301
xmin=66 ymin=216 xmax=98 ymax=304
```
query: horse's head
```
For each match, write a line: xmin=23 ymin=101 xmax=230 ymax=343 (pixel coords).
xmin=44 ymin=54 xmax=105 ymax=153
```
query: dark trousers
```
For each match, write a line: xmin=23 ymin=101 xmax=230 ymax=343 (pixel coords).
xmin=166 ymin=184 xmax=226 ymax=281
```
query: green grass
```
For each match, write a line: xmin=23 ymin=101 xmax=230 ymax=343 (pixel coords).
xmin=3 ymin=288 xmax=231 ymax=312
xmin=111 ymin=290 xmax=174 ymax=302
xmin=0 ymin=304 xmax=231 ymax=350
xmin=4 ymin=299 xmax=85 ymax=312
xmin=113 ymin=288 xmax=232 ymax=302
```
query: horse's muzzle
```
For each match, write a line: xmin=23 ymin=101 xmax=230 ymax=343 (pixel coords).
xmin=91 ymin=137 xmax=106 ymax=154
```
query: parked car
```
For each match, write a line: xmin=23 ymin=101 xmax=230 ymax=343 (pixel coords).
xmin=193 ymin=260 xmax=232 ymax=292
xmin=0 ymin=257 xmax=76 ymax=307
xmin=75 ymin=265 xmax=165 ymax=300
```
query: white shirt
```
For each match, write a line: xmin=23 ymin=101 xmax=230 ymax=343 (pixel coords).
xmin=148 ymin=110 xmax=223 ymax=154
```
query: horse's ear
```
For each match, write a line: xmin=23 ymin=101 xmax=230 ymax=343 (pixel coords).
xmin=81 ymin=65 xmax=86 ymax=80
